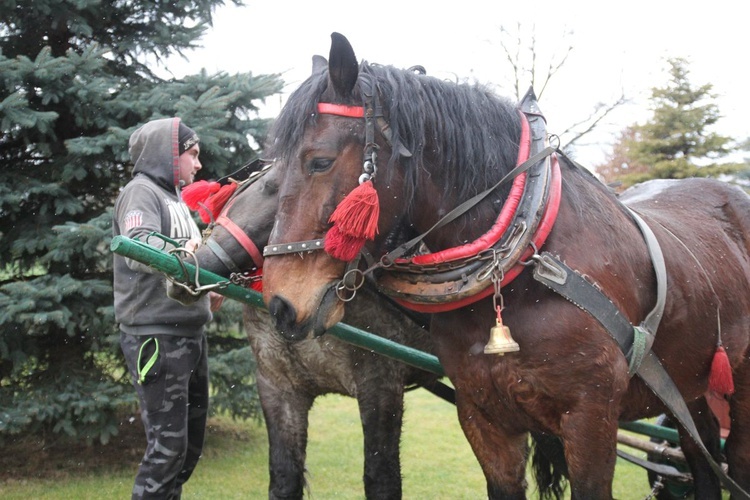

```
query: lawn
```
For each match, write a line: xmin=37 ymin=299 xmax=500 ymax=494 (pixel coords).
xmin=2 ymin=388 xmax=673 ymax=499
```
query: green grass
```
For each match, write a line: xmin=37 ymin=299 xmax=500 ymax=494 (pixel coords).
xmin=0 ymin=389 xmax=690 ymax=499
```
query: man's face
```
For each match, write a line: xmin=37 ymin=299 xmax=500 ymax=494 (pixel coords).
xmin=179 ymin=144 xmax=202 ymax=186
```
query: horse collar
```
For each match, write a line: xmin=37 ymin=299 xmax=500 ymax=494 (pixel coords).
xmin=375 ymin=90 xmax=562 ymax=313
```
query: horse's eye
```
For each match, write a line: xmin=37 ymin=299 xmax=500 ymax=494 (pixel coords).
xmin=308 ymin=158 xmax=334 ymax=173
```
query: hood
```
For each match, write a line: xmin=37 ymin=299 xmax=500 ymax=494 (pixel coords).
xmin=128 ymin=117 xmax=181 ymax=191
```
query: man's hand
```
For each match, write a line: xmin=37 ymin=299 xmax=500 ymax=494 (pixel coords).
xmin=184 ymin=238 xmax=201 ymax=253
xmin=182 ymin=239 xmax=223 ymax=311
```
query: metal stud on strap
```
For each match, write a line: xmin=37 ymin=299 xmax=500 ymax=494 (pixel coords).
xmin=263 ymin=239 xmax=325 ymax=257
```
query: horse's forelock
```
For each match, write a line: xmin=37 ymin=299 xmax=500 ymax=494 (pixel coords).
xmin=267 ymin=71 xmax=329 ymax=159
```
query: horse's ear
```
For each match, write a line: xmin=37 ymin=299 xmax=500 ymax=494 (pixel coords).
xmin=312 ymin=55 xmax=327 ymax=74
xmin=328 ymin=32 xmax=358 ymax=98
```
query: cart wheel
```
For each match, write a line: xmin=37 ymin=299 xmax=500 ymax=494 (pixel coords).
xmin=646 ymin=414 xmax=694 ymax=499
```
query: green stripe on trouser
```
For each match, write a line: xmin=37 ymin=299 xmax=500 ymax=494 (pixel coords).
xmin=137 ymin=338 xmax=159 ymax=384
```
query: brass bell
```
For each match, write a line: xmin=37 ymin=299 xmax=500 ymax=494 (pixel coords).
xmin=484 ymin=318 xmax=520 ymax=355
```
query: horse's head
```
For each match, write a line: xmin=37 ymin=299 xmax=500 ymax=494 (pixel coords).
xmin=262 ymin=33 xmax=521 ymax=341
xmin=168 ymin=165 xmax=279 ymax=304
xmin=262 ymin=33 xmax=417 ymax=341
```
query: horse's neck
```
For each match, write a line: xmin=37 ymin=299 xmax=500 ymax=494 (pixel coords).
xmin=411 ymin=185 xmax=506 ymax=252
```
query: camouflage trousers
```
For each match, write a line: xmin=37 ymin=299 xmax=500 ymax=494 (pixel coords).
xmin=120 ymin=332 xmax=209 ymax=500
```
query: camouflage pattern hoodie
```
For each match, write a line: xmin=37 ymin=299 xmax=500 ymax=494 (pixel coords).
xmin=113 ymin=117 xmax=211 ymax=336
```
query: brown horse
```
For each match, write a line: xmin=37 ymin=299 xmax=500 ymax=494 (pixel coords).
xmin=260 ymin=33 xmax=750 ymax=499
xmin=168 ymin=165 xmax=446 ymax=499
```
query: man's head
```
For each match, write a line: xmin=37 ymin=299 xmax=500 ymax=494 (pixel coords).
xmin=129 ymin=118 xmax=203 ymax=189
xmin=178 ymin=122 xmax=202 ymax=186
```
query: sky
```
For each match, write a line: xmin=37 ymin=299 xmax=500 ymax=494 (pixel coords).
xmin=161 ymin=0 xmax=750 ymax=167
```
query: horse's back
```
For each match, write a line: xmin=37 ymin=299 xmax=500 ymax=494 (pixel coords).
xmin=620 ymin=176 xmax=750 ymax=302
xmin=621 ymin=177 xmax=750 ymax=252
xmin=620 ymin=177 xmax=750 ymax=370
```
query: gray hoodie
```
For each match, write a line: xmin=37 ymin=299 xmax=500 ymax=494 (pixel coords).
xmin=113 ymin=117 xmax=211 ymax=336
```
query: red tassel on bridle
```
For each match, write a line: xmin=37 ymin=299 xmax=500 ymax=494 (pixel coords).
xmin=316 ymin=101 xmax=381 ymax=262
xmin=324 ymin=179 xmax=380 ymax=261
xmin=200 ymin=183 xmax=237 ymax=223
xmin=709 ymin=344 xmax=734 ymax=396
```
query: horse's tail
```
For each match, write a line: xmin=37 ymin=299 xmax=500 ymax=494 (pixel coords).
xmin=530 ymin=432 xmax=569 ymax=500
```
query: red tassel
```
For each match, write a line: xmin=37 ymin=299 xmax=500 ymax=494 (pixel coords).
xmin=182 ymin=180 xmax=221 ymax=210
xmin=324 ymin=225 xmax=367 ymax=261
xmin=195 ymin=183 xmax=237 ymax=224
xmin=709 ymin=345 xmax=734 ymax=396
xmin=328 ymin=180 xmax=380 ymax=239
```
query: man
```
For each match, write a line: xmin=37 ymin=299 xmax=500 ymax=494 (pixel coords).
xmin=113 ymin=117 xmax=222 ymax=499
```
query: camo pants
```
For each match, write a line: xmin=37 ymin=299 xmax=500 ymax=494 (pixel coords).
xmin=120 ymin=332 xmax=209 ymax=500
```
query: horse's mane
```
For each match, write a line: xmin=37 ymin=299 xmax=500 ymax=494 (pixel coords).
xmin=268 ymin=61 xmax=521 ymax=206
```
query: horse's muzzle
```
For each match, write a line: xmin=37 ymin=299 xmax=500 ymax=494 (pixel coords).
xmin=268 ymin=283 xmax=341 ymax=341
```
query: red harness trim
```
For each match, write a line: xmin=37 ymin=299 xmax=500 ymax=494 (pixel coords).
xmin=216 ymin=215 xmax=265 ymax=269
xmin=215 ymin=196 xmax=265 ymax=268
xmin=406 ymin=112 xmax=532 ymax=266
xmin=391 ymin=146 xmax=562 ymax=313
xmin=317 ymin=103 xmax=365 ymax=118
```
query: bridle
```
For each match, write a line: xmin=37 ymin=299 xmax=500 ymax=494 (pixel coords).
xmin=263 ymin=74 xmax=409 ymax=260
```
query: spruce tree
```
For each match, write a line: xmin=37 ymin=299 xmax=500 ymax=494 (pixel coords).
xmin=0 ymin=0 xmax=282 ymax=444
xmin=596 ymin=58 xmax=746 ymax=189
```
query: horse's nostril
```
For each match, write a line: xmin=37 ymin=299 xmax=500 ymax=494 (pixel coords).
xmin=268 ymin=295 xmax=294 ymax=325
xmin=268 ymin=295 xmax=305 ymax=341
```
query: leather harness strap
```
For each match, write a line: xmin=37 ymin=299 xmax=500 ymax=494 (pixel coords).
xmin=205 ymin=238 xmax=241 ymax=273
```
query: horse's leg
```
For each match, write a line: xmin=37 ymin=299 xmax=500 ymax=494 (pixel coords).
xmin=674 ymin=397 xmax=722 ymax=499
xmin=354 ymin=356 xmax=405 ymax=500
xmin=726 ymin=360 xmax=750 ymax=492
xmin=456 ymin=394 xmax=528 ymax=499
xmin=559 ymin=407 xmax=620 ymax=500
xmin=256 ymin=372 xmax=314 ymax=500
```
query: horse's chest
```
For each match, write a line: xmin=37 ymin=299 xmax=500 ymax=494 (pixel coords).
xmin=245 ymin=312 xmax=359 ymax=396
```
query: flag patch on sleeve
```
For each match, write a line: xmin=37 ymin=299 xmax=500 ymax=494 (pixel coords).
xmin=123 ymin=210 xmax=144 ymax=231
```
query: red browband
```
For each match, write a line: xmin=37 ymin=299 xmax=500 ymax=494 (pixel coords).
xmin=317 ymin=103 xmax=365 ymax=118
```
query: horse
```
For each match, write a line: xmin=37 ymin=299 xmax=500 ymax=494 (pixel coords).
xmin=259 ymin=33 xmax=750 ymax=499
xmin=168 ymin=164 xmax=448 ymax=499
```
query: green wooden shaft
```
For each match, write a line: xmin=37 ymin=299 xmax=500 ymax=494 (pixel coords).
xmin=619 ymin=419 xmax=726 ymax=451
xmin=110 ymin=235 xmax=445 ymax=376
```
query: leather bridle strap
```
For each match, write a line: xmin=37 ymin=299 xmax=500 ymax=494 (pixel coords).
xmin=205 ymin=238 xmax=242 ymax=273
xmin=216 ymin=215 xmax=265 ymax=269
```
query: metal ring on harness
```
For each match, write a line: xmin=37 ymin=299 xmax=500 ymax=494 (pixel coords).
xmin=335 ymin=264 xmax=366 ymax=302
